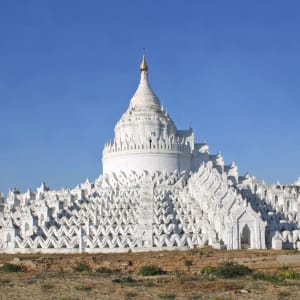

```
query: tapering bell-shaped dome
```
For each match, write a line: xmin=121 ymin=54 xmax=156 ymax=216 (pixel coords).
xmin=102 ymin=54 xmax=194 ymax=176
xmin=113 ymin=54 xmax=176 ymax=145
xmin=129 ymin=54 xmax=160 ymax=110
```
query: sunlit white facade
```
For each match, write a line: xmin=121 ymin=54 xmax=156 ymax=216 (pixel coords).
xmin=0 ymin=56 xmax=299 ymax=253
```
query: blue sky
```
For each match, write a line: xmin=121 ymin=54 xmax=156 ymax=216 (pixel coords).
xmin=0 ymin=0 xmax=299 ymax=194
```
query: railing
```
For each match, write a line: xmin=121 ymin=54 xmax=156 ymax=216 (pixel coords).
xmin=103 ymin=141 xmax=192 ymax=155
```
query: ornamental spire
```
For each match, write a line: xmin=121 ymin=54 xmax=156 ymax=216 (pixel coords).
xmin=140 ymin=50 xmax=148 ymax=72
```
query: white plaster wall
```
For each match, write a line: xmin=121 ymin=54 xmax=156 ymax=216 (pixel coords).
xmin=103 ymin=151 xmax=192 ymax=174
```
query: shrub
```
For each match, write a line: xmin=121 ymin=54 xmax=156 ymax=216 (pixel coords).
xmin=200 ymin=266 xmax=214 ymax=275
xmin=252 ymin=268 xmax=300 ymax=284
xmin=0 ymin=263 xmax=22 ymax=272
xmin=215 ymin=261 xmax=252 ymax=278
xmin=200 ymin=261 xmax=252 ymax=278
xmin=73 ymin=263 xmax=91 ymax=272
xmin=138 ymin=265 xmax=165 ymax=276
xmin=252 ymin=272 xmax=268 ymax=281
xmin=252 ymin=272 xmax=283 ymax=284
xmin=281 ymin=269 xmax=300 ymax=279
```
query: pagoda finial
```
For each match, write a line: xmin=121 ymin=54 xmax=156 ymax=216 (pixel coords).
xmin=140 ymin=49 xmax=148 ymax=72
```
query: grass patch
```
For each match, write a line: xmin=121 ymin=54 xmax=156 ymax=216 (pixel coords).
xmin=74 ymin=284 xmax=92 ymax=291
xmin=41 ymin=283 xmax=55 ymax=290
xmin=278 ymin=291 xmax=291 ymax=299
xmin=200 ymin=261 xmax=252 ymax=278
xmin=112 ymin=276 xmax=136 ymax=284
xmin=0 ymin=263 xmax=22 ymax=273
xmin=138 ymin=265 xmax=165 ymax=276
xmin=0 ymin=278 xmax=11 ymax=285
xmin=95 ymin=266 xmax=118 ymax=274
xmin=73 ymin=263 xmax=91 ymax=272
xmin=189 ymin=247 xmax=201 ymax=256
xmin=188 ymin=294 xmax=202 ymax=300
xmin=158 ymin=292 xmax=176 ymax=299
xmin=280 ymin=269 xmax=300 ymax=279
xmin=252 ymin=268 xmax=300 ymax=285
xmin=189 ymin=247 xmax=212 ymax=257
xmin=252 ymin=272 xmax=283 ymax=284
xmin=125 ymin=291 xmax=138 ymax=299
xmin=144 ymin=279 xmax=155 ymax=287
xmin=112 ymin=276 xmax=156 ymax=287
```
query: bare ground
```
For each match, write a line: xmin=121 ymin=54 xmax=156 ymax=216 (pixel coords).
xmin=0 ymin=248 xmax=300 ymax=300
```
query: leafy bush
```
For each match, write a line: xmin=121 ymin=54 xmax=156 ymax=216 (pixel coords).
xmin=252 ymin=268 xmax=300 ymax=285
xmin=200 ymin=261 xmax=252 ymax=278
xmin=200 ymin=266 xmax=214 ymax=275
xmin=73 ymin=263 xmax=91 ymax=272
xmin=0 ymin=263 xmax=22 ymax=272
xmin=281 ymin=269 xmax=300 ymax=279
xmin=252 ymin=272 xmax=269 ymax=281
xmin=138 ymin=265 xmax=165 ymax=276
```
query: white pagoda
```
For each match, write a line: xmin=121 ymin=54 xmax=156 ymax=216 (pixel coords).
xmin=0 ymin=55 xmax=299 ymax=253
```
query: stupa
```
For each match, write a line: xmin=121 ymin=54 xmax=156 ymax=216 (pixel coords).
xmin=103 ymin=54 xmax=194 ymax=175
xmin=0 ymin=55 xmax=299 ymax=253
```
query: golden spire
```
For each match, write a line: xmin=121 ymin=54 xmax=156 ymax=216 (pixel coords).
xmin=140 ymin=50 xmax=148 ymax=72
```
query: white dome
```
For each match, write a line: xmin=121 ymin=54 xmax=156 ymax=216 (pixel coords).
xmin=102 ymin=55 xmax=194 ymax=175
xmin=129 ymin=71 xmax=160 ymax=110
xmin=113 ymin=59 xmax=177 ymax=145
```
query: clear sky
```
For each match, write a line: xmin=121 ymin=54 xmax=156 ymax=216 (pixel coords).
xmin=0 ymin=0 xmax=300 ymax=194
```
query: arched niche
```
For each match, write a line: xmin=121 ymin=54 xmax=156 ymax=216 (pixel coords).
xmin=241 ymin=224 xmax=251 ymax=249
xmin=7 ymin=233 xmax=11 ymax=243
xmin=40 ymin=214 xmax=45 ymax=224
xmin=286 ymin=200 xmax=290 ymax=212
